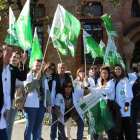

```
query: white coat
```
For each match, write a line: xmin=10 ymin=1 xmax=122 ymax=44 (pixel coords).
xmin=100 ymin=80 xmax=115 ymax=101
xmin=114 ymin=77 xmax=133 ymax=117
xmin=24 ymin=72 xmax=49 ymax=108
xmin=73 ymin=77 xmax=95 ymax=89
xmin=55 ymin=88 xmax=84 ymax=125
xmin=128 ymin=73 xmax=138 ymax=87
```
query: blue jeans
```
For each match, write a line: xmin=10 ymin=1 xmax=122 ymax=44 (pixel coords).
xmin=58 ymin=117 xmax=84 ymax=140
xmin=6 ymin=99 xmax=18 ymax=140
xmin=24 ymin=105 xmax=45 ymax=140
xmin=131 ymin=102 xmax=140 ymax=139
xmin=0 ymin=128 xmax=8 ymax=140
xmin=50 ymin=113 xmax=61 ymax=140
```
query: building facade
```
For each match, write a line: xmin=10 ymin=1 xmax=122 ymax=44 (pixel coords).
xmin=0 ymin=0 xmax=140 ymax=77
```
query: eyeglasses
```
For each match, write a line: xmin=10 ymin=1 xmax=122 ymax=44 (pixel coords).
xmin=90 ymin=68 xmax=97 ymax=70
xmin=48 ymin=66 xmax=54 ymax=71
xmin=79 ymin=70 xmax=85 ymax=72
xmin=64 ymin=85 xmax=72 ymax=88
xmin=0 ymin=49 xmax=3 ymax=53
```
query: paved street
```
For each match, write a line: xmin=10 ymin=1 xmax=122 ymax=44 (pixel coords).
xmin=12 ymin=123 xmax=140 ymax=140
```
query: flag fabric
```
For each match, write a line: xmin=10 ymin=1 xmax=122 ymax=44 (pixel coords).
xmin=101 ymin=14 xmax=119 ymax=37
xmin=50 ymin=4 xmax=80 ymax=57
xmin=29 ymin=27 xmax=43 ymax=68
xmin=15 ymin=0 xmax=32 ymax=51
xmin=76 ymin=88 xmax=115 ymax=135
xmin=104 ymin=37 xmax=125 ymax=69
xmin=83 ymin=30 xmax=104 ymax=58
xmin=48 ymin=26 xmax=68 ymax=55
xmin=99 ymin=40 xmax=106 ymax=58
xmin=5 ymin=7 xmax=20 ymax=46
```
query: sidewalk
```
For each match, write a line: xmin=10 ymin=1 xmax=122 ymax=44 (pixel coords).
xmin=12 ymin=123 xmax=140 ymax=140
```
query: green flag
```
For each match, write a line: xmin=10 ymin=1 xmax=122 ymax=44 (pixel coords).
xmin=29 ymin=27 xmax=43 ymax=68
xmin=101 ymin=14 xmax=119 ymax=37
xmin=76 ymin=89 xmax=115 ymax=135
xmin=15 ymin=0 xmax=32 ymax=51
xmin=5 ymin=7 xmax=20 ymax=46
xmin=48 ymin=26 xmax=68 ymax=55
xmin=104 ymin=37 xmax=125 ymax=69
xmin=83 ymin=30 xmax=104 ymax=58
xmin=50 ymin=4 xmax=80 ymax=57
xmin=99 ymin=40 xmax=106 ymax=58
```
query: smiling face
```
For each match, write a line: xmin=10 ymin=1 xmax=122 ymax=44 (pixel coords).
xmin=57 ymin=64 xmax=66 ymax=75
xmin=101 ymin=70 xmax=109 ymax=81
xmin=11 ymin=53 xmax=20 ymax=65
xmin=3 ymin=46 xmax=13 ymax=61
xmin=115 ymin=66 xmax=122 ymax=77
xmin=33 ymin=61 xmax=42 ymax=73
xmin=46 ymin=66 xmax=54 ymax=75
xmin=79 ymin=70 xmax=85 ymax=78
xmin=64 ymin=82 xmax=72 ymax=96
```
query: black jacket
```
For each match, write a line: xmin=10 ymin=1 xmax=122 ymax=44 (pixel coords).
xmin=9 ymin=64 xmax=27 ymax=99
xmin=55 ymin=73 xmax=71 ymax=95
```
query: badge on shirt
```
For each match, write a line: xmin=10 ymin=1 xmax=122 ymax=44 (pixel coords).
xmin=10 ymin=67 xmax=13 ymax=70
xmin=120 ymin=91 xmax=124 ymax=95
xmin=60 ymin=99 xmax=63 ymax=104
xmin=77 ymin=101 xmax=79 ymax=103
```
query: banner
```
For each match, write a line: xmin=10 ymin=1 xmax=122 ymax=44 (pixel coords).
xmin=76 ymin=89 xmax=115 ymax=135
xmin=50 ymin=4 xmax=80 ymax=57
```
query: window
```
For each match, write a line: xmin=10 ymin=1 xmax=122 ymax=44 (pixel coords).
xmin=131 ymin=0 xmax=140 ymax=17
xmin=35 ymin=5 xmax=45 ymax=18
xmin=81 ymin=23 xmax=103 ymax=64
xmin=82 ymin=3 xmax=102 ymax=16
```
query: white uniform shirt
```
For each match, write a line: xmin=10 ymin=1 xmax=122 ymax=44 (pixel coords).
xmin=2 ymin=64 xmax=11 ymax=110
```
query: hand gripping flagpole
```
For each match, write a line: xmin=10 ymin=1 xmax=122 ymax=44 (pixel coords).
xmin=45 ymin=105 xmax=75 ymax=131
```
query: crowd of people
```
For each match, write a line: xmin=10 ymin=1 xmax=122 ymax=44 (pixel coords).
xmin=0 ymin=43 xmax=140 ymax=140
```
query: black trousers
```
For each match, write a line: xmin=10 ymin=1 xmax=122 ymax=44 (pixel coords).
xmin=118 ymin=117 xmax=132 ymax=140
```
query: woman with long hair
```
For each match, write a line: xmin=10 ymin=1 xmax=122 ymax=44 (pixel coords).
xmin=0 ymin=45 xmax=10 ymax=140
xmin=114 ymin=64 xmax=133 ymax=140
xmin=55 ymin=79 xmax=91 ymax=140
xmin=24 ymin=59 xmax=51 ymax=140
xmin=73 ymin=67 xmax=95 ymax=89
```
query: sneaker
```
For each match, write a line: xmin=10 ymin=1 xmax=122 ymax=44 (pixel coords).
xmin=87 ymin=135 xmax=92 ymax=140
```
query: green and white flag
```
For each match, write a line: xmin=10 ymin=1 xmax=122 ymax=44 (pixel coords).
xmin=29 ymin=27 xmax=43 ymax=68
xmin=76 ymin=89 xmax=115 ymax=135
xmin=83 ymin=30 xmax=104 ymax=58
xmin=50 ymin=4 xmax=80 ymax=57
xmin=48 ymin=26 xmax=68 ymax=55
xmin=99 ymin=40 xmax=106 ymax=58
xmin=15 ymin=0 xmax=32 ymax=51
xmin=5 ymin=7 xmax=20 ymax=46
xmin=104 ymin=37 xmax=125 ymax=69
xmin=101 ymin=14 xmax=119 ymax=37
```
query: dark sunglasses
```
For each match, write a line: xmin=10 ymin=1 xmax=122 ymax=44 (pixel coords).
xmin=64 ymin=85 xmax=72 ymax=88
xmin=0 ymin=49 xmax=3 ymax=53
xmin=91 ymin=68 xmax=97 ymax=70
xmin=79 ymin=70 xmax=85 ymax=72
xmin=48 ymin=66 xmax=54 ymax=71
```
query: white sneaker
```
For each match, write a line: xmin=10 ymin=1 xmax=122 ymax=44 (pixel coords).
xmin=87 ymin=135 xmax=92 ymax=140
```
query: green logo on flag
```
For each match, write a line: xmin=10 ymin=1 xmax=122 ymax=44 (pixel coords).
xmin=120 ymin=91 xmax=124 ymax=95
xmin=60 ymin=99 xmax=63 ymax=104
xmin=80 ymin=102 xmax=88 ymax=111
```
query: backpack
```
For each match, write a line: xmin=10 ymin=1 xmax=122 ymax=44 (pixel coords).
xmin=13 ymin=87 xmax=28 ymax=110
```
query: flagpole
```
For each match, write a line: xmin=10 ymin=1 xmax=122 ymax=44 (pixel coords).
xmin=40 ymin=35 xmax=50 ymax=71
xmin=45 ymin=106 xmax=75 ymax=131
xmin=9 ymin=7 xmax=11 ymax=45
xmin=56 ymin=48 xmax=62 ymax=63
xmin=93 ymin=58 xmax=96 ymax=65
xmin=85 ymin=54 xmax=86 ymax=76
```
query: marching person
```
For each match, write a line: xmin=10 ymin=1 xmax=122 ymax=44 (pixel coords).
xmin=114 ymin=64 xmax=133 ymax=140
xmin=55 ymin=79 xmax=91 ymax=140
xmin=0 ymin=45 xmax=10 ymax=140
xmin=6 ymin=52 xmax=24 ymax=140
xmin=24 ymin=59 xmax=51 ymax=140
xmin=2 ymin=44 xmax=27 ymax=139
xmin=50 ymin=63 xmax=71 ymax=140
xmin=40 ymin=62 xmax=56 ymax=140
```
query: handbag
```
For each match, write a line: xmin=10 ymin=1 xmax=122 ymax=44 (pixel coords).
xmin=13 ymin=87 xmax=28 ymax=110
